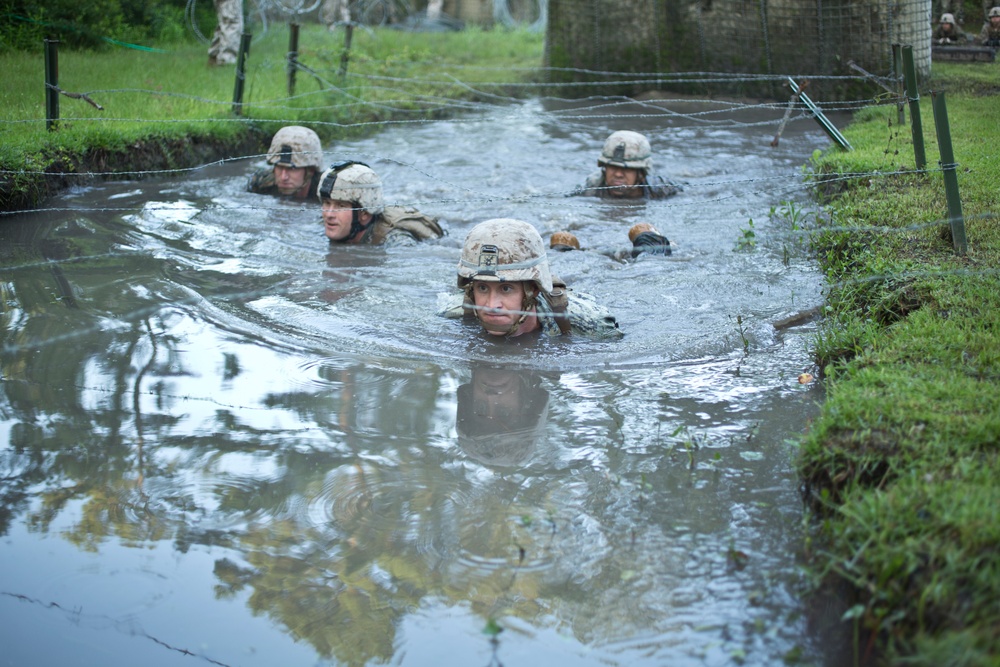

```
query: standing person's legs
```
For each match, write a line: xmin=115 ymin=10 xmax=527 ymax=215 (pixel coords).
xmin=208 ymin=0 xmax=244 ymax=66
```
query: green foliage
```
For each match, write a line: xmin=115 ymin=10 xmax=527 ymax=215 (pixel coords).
xmin=2 ymin=0 xmax=202 ymax=51
xmin=734 ymin=217 xmax=756 ymax=251
xmin=800 ymin=61 xmax=1000 ymax=664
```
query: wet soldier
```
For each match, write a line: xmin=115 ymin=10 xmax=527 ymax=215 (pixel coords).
xmin=574 ymin=130 xmax=682 ymax=200
xmin=550 ymin=223 xmax=673 ymax=259
xmin=933 ymin=13 xmax=966 ymax=44
xmin=440 ymin=218 xmax=623 ymax=338
xmin=978 ymin=6 xmax=1000 ymax=47
xmin=247 ymin=126 xmax=324 ymax=199
xmin=318 ymin=162 xmax=444 ymax=247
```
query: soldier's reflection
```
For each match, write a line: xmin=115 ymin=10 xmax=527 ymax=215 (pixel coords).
xmin=456 ymin=364 xmax=549 ymax=469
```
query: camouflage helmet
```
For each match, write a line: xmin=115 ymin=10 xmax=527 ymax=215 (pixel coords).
xmin=598 ymin=130 xmax=653 ymax=171
xmin=939 ymin=12 xmax=956 ymax=23
xmin=457 ymin=219 xmax=553 ymax=294
xmin=266 ymin=126 xmax=324 ymax=170
xmin=317 ymin=162 xmax=384 ymax=215
xmin=990 ymin=6 xmax=1000 ymax=17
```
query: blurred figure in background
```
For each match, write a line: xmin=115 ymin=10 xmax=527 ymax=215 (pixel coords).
xmin=208 ymin=0 xmax=243 ymax=66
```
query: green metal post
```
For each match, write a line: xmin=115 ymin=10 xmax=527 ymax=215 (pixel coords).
xmin=931 ymin=91 xmax=967 ymax=255
xmin=232 ymin=32 xmax=252 ymax=115
xmin=901 ymin=45 xmax=926 ymax=170
xmin=287 ymin=23 xmax=299 ymax=97
xmin=788 ymin=78 xmax=852 ymax=151
xmin=44 ymin=38 xmax=59 ymax=131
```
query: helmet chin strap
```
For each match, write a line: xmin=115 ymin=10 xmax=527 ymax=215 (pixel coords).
xmin=337 ymin=205 xmax=374 ymax=243
xmin=469 ymin=284 xmax=539 ymax=337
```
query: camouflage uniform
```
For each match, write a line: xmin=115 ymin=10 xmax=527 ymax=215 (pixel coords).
xmin=208 ymin=0 xmax=243 ymax=66
xmin=574 ymin=130 xmax=681 ymax=200
xmin=980 ymin=22 xmax=1000 ymax=46
xmin=933 ymin=14 xmax=966 ymax=44
xmin=355 ymin=208 xmax=445 ymax=247
xmin=575 ymin=170 xmax=682 ymax=199
xmin=319 ymin=164 xmax=444 ymax=246
xmin=978 ymin=7 xmax=1000 ymax=47
xmin=441 ymin=218 xmax=623 ymax=338
xmin=247 ymin=126 xmax=324 ymax=200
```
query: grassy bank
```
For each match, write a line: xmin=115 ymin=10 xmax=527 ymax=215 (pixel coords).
xmin=0 ymin=23 xmax=544 ymax=209
xmin=801 ymin=61 xmax=1000 ymax=665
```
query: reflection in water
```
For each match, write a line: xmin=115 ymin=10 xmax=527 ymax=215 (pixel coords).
xmin=0 ymin=98 xmax=853 ymax=666
xmin=456 ymin=364 xmax=549 ymax=468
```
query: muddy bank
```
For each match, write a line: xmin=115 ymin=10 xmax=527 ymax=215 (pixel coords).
xmin=0 ymin=128 xmax=270 ymax=212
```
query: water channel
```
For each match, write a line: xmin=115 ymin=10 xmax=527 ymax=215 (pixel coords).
xmin=1 ymin=97 xmax=853 ymax=666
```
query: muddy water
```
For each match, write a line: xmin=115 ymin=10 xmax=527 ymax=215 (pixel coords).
xmin=0 ymin=99 xmax=852 ymax=666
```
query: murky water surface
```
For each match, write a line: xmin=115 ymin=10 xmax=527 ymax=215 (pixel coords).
xmin=1 ymin=99 xmax=851 ymax=665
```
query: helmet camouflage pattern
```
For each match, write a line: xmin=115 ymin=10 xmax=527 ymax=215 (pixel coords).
xmin=457 ymin=219 xmax=553 ymax=294
xmin=939 ymin=13 xmax=956 ymax=23
xmin=990 ymin=6 xmax=1000 ymax=17
xmin=266 ymin=126 xmax=324 ymax=169
xmin=598 ymin=130 xmax=653 ymax=171
xmin=317 ymin=162 xmax=384 ymax=215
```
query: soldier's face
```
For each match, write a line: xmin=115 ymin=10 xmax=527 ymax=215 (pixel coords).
xmin=941 ymin=22 xmax=953 ymax=31
xmin=322 ymin=198 xmax=370 ymax=241
xmin=471 ymin=280 xmax=537 ymax=336
xmin=992 ymin=15 xmax=1000 ymax=26
xmin=604 ymin=165 xmax=642 ymax=197
xmin=274 ymin=164 xmax=308 ymax=195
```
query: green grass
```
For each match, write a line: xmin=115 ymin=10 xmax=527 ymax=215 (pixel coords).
xmin=0 ymin=23 xmax=545 ymax=175
xmin=800 ymin=62 xmax=1000 ymax=664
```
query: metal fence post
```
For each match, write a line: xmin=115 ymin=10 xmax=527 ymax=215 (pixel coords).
xmin=287 ymin=23 xmax=299 ymax=97
xmin=901 ymin=45 xmax=926 ymax=170
xmin=44 ymin=37 xmax=59 ymax=131
xmin=930 ymin=91 xmax=967 ymax=255
xmin=232 ymin=32 xmax=252 ymax=116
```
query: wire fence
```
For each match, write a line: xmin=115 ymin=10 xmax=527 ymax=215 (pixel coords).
xmin=2 ymin=0 xmax=989 ymax=279
xmin=544 ymin=0 xmax=936 ymax=98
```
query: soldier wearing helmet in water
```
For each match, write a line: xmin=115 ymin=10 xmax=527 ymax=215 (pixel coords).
xmin=574 ymin=130 xmax=681 ymax=200
xmin=318 ymin=162 xmax=444 ymax=247
xmin=440 ymin=218 xmax=622 ymax=338
xmin=247 ymin=126 xmax=324 ymax=199
xmin=978 ymin=6 xmax=1000 ymax=47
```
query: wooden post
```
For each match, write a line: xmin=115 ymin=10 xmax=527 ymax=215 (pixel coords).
xmin=902 ymin=45 xmax=926 ymax=170
xmin=931 ymin=91 xmax=967 ymax=255
xmin=287 ymin=23 xmax=299 ymax=97
xmin=232 ymin=32 xmax=252 ymax=116
xmin=44 ymin=38 xmax=59 ymax=131
xmin=339 ymin=23 xmax=353 ymax=78
xmin=891 ymin=43 xmax=905 ymax=126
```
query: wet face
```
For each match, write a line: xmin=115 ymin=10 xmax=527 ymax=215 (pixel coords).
xmin=603 ymin=165 xmax=643 ymax=198
xmin=471 ymin=280 xmax=539 ymax=336
xmin=322 ymin=199 xmax=371 ymax=242
xmin=274 ymin=164 xmax=310 ymax=196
